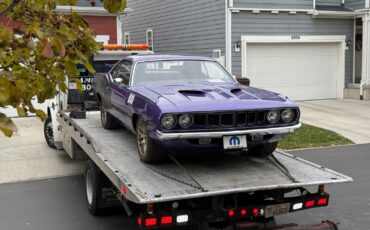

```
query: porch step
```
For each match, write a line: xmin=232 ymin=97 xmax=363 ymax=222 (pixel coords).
xmin=344 ymin=87 xmax=370 ymax=100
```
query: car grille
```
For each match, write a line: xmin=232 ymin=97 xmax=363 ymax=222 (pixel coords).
xmin=193 ymin=111 xmax=267 ymax=128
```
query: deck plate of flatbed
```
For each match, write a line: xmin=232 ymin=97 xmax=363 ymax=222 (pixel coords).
xmin=60 ymin=112 xmax=353 ymax=204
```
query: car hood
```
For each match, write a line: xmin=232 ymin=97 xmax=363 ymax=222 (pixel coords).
xmin=132 ymin=83 xmax=298 ymax=113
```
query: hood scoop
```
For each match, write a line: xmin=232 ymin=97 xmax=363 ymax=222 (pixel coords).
xmin=230 ymin=88 xmax=242 ymax=93
xmin=178 ymin=89 xmax=206 ymax=96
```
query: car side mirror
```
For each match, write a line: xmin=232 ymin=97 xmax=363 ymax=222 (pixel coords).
xmin=113 ymin=77 xmax=124 ymax=84
xmin=236 ymin=77 xmax=250 ymax=86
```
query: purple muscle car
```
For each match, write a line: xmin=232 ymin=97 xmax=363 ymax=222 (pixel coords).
xmin=94 ymin=55 xmax=301 ymax=163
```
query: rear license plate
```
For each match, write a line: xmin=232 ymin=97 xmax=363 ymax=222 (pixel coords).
xmin=265 ymin=203 xmax=290 ymax=218
xmin=223 ymin=135 xmax=247 ymax=149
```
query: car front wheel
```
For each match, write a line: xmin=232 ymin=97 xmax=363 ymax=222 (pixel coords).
xmin=136 ymin=118 xmax=166 ymax=163
xmin=248 ymin=141 xmax=278 ymax=156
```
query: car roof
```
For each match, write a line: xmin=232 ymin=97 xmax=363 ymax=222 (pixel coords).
xmin=126 ymin=55 xmax=215 ymax=63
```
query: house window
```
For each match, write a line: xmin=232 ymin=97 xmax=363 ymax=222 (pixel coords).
xmin=124 ymin=32 xmax=130 ymax=45
xmin=146 ymin=29 xmax=153 ymax=51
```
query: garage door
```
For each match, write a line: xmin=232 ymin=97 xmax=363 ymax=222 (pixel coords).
xmin=245 ymin=42 xmax=341 ymax=100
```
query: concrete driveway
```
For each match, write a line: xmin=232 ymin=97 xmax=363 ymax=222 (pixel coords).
xmin=0 ymin=117 xmax=84 ymax=184
xmin=298 ymin=99 xmax=370 ymax=144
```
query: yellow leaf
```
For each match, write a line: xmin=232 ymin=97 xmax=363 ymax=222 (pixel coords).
xmin=104 ymin=0 xmax=126 ymax=13
xmin=41 ymin=38 xmax=54 ymax=58
xmin=0 ymin=113 xmax=17 ymax=137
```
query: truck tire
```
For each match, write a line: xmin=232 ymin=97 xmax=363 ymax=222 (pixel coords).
xmin=136 ymin=118 xmax=166 ymax=163
xmin=100 ymin=103 xmax=120 ymax=130
xmin=44 ymin=116 xmax=56 ymax=149
xmin=248 ymin=141 xmax=278 ymax=156
xmin=85 ymin=160 xmax=109 ymax=215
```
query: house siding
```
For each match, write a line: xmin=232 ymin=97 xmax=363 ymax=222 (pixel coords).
xmin=231 ymin=11 xmax=354 ymax=85
xmin=122 ymin=0 xmax=225 ymax=57
xmin=233 ymin=0 xmax=313 ymax=9
xmin=83 ymin=16 xmax=117 ymax=44
xmin=346 ymin=0 xmax=365 ymax=9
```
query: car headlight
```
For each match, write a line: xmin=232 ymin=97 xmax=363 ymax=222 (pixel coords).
xmin=266 ymin=110 xmax=280 ymax=124
xmin=178 ymin=114 xmax=193 ymax=128
xmin=281 ymin=109 xmax=294 ymax=123
xmin=161 ymin=114 xmax=176 ymax=129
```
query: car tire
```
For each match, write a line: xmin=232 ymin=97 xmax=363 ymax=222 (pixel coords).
xmin=136 ymin=118 xmax=166 ymax=163
xmin=248 ymin=141 xmax=278 ymax=156
xmin=100 ymin=102 xmax=120 ymax=130
xmin=44 ymin=116 xmax=56 ymax=149
xmin=85 ymin=160 xmax=110 ymax=216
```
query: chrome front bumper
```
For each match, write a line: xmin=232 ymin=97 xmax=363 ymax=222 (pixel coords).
xmin=156 ymin=123 xmax=301 ymax=140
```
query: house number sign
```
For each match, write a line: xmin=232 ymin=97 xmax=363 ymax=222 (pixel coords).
xmin=291 ymin=35 xmax=301 ymax=40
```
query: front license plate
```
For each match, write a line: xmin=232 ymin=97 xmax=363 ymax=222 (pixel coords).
xmin=265 ymin=203 xmax=290 ymax=218
xmin=223 ymin=135 xmax=247 ymax=149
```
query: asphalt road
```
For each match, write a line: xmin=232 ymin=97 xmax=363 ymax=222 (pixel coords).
xmin=0 ymin=144 xmax=369 ymax=230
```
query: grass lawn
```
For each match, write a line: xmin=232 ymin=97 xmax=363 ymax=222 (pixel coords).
xmin=278 ymin=123 xmax=354 ymax=150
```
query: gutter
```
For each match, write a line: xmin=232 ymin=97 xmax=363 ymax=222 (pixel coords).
xmin=55 ymin=6 xmax=117 ymax=16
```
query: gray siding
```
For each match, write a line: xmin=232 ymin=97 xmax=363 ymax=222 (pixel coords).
xmin=233 ymin=0 xmax=313 ymax=9
xmin=346 ymin=0 xmax=365 ymax=9
xmin=231 ymin=11 xmax=354 ymax=85
xmin=122 ymin=0 xmax=225 ymax=57
xmin=316 ymin=0 xmax=342 ymax=6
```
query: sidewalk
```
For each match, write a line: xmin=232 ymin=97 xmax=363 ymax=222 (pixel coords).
xmin=0 ymin=117 xmax=84 ymax=184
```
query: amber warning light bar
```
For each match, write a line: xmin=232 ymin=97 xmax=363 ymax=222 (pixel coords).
xmin=103 ymin=44 xmax=149 ymax=50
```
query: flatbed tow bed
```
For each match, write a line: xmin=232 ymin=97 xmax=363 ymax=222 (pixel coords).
xmin=56 ymin=111 xmax=352 ymax=229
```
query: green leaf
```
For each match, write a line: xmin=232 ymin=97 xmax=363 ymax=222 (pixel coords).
xmin=0 ymin=78 xmax=11 ymax=104
xmin=104 ymin=0 xmax=126 ymax=13
xmin=53 ymin=37 xmax=66 ymax=58
xmin=83 ymin=60 xmax=95 ymax=74
xmin=74 ymin=78 xmax=82 ymax=93
xmin=35 ymin=109 xmax=47 ymax=121
xmin=0 ymin=113 xmax=17 ymax=137
xmin=16 ymin=106 xmax=26 ymax=117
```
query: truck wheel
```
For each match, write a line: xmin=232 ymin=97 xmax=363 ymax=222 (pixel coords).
xmin=100 ymin=103 xmax=120 ymax=130
xmin=248 ymin=141 xmax=278 ymax=156
xmin=85 ymin=160 xmax=108 ymax=215
xmin=44 ymin=116 xmax=56 ymax=149
xmin=136 ymin=118 xmax=166 ymax=163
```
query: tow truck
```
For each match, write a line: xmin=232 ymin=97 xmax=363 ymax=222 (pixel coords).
xmin=44 ymin=44 xmax=353 ymax=230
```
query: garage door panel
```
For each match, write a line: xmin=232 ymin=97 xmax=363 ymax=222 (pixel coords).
xmin=245 ymin=42 xmax=340 ymax=100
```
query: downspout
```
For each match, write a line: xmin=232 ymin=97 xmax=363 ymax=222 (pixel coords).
xmin=361 ymin=13 xmax=369 ymax=100
xmin=313 ymin=0 xmax=316 ymax=9
xmin=225 ymin=0 xmax=233 ymax=73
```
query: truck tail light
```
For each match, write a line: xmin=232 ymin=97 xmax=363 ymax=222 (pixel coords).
xmin=305 ymin=200 xmax=315 ymax=208
xmin=228 ymin=210 xmax=235 ymax=217
xmin=318 ymin=198 xmax=328 ymax=205
xmin=161 ymin=216 xmax=173 ymax=225
xmin=293 ymin=203 xmax=303 ymax=210
xmin=252 ymin=208 xmax=259 ymax=216
xmin=145 ymin=218 xmax=157 ymax=227
xmin=240 ymin=209 xmax=247 ymax=216
xmin=176 ymin=215 xmax=189 ymax=223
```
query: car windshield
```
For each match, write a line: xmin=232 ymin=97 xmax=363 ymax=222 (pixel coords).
xmin=132 ymin=60 xmax=235 ymax=85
